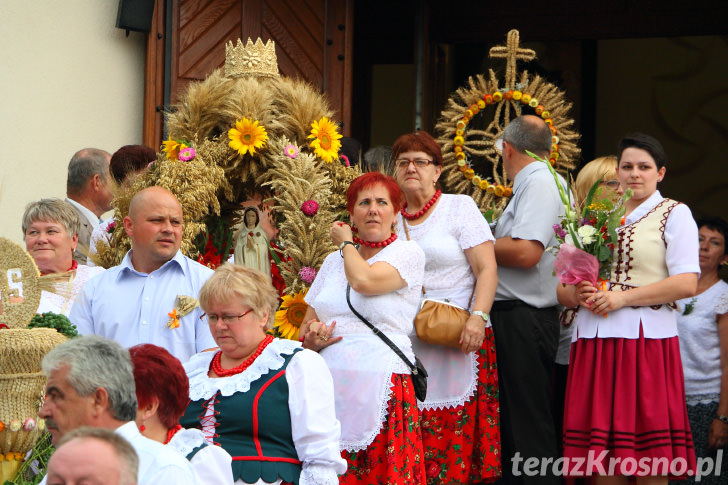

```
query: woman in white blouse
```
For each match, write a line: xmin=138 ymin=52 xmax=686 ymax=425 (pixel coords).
xmin=301 ymin=172 xmax=427 ymax=484
xmin=181 ymin=264 xmax=346 ymax=484
xmin=23 ymin=198 xmax=104 ymax=316
xmin=676 ymin=217 xmax=728 ymax=484
xmin=558 ymin=133 xmax=699 ymax=483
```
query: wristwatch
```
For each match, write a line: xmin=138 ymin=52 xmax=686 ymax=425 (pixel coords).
xmin=717 ymin=415 xmax=728 ymax=425
xmin=472 ymin=310 xmax=489 ymax=324
xmin=339 ymin=240 xmax=356 ymax=257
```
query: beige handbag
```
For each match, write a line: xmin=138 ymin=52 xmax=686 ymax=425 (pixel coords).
xmin=402 ymin=220 xmax=474 ymax=348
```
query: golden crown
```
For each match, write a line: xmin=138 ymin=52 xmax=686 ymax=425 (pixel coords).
xmin=225 ymin=38 xmax=279 ymax=79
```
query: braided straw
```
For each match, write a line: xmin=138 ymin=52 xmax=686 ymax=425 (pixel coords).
xmin=0 ymin=328 xmax=67 ymax=459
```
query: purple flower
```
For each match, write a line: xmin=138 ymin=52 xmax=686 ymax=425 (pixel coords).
xmin=298 ymin=266 xmax=316 ymax=283
xmin=301 ymin=199 xmax=319 ymax=216
xmin=340 ymin=154 xmax=350 ymax=167
xmin=179 ymin=147 xmax=196 ymax=161
xmin=553 ymin=224 xmax=567 ymax=239
xmin=106 ymin=221 xmax=116 ymax=234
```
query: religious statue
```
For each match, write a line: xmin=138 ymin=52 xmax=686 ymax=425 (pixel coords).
xmin=234 ymin=207 xmax=271 ymax=278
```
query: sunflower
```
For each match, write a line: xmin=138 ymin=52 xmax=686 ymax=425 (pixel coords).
xmin=162 ymin=137 xmax=186 ymax=160
xmin=228 ymin=118 xmax=268 ymax=156
xmin=308 ymin=117 xmax=342 ymax=163
xmin=274 ymin=290 xmax=308 ymax=341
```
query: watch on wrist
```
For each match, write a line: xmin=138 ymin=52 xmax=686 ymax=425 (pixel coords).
xmin=339 ymin=240 xmax=356 ymax=258
xmin=472 ymin=310 xmax=489 ymax=323
xmin=717 ymin=415 xmax=728 ymax=425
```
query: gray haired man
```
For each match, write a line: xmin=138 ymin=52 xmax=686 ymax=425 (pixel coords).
xmin=38 ymin=336 xmax=197 ymax=484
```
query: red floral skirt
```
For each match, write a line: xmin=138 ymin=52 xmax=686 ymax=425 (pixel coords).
xmin=563 ymin=329 xmax=695 ymax=478
xmin=340 ymin=374 xmax=426 ymax=485
xmin=420 ymin=327 xmax=501 ymax=484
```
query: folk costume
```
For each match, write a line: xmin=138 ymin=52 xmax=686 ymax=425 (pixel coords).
xmin=181 ymin=338 xmax=346 ymax=485
xmin=563 ymin=191 xmax=699 ymax=477
xmin=396 ymin=193 xmax=501 ymax=483
xmin=304 ymin=239 xmax=427 ymax=484
xmin=166 ymin=427 xmax=235 ymax=485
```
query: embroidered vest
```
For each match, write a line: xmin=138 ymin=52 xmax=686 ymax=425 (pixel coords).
xmin=181 ymin=348 xmax=303 ymax=485
xmin=609 ymin=198 xmax=679 ymax=291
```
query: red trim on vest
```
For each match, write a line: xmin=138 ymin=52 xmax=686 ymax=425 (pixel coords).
xmin=252 ymin=369 xmax=287 ymax=457
xmin=231 ymin=456 xmax=303 ymax=464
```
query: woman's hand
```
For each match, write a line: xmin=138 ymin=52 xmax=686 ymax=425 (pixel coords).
xmin=575 ymin=281 xmax=598 ymax=309
xmin=301 ymin=318 xmax=342 ymax=352
xmin=708 ymin=418 xmax=728 ymax=450
xmin=586 ymin=289 xmax=627 ymax=315
xmin=459 ymin=314 xmax=486 ymax=354
xmin=330 ymin=222 xmax=354 ymax=248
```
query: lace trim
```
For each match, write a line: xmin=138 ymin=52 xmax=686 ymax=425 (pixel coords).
xmin=686 ymin=392 xmax=720 ymax=406
xmin=187 ymin=338 xmax=300 ymax=400
xmin=418 ymin=351 xmax=479 ymax=411
xmin=338 ymin=361 xmax=399 ymax=453
xmin=717 ymin=289 xmax=728 ymax=315
xmin=300 ymin=463 xmax=341 ymax=485
xmin=167 ymin=428 xmax=207 ymax=457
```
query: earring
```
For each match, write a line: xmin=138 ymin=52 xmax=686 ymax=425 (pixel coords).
xmin=139 ymin=422 xmax=146 ymax=433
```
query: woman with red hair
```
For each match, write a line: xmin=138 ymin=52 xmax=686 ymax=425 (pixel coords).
xmin=301 ymin=171 xmax=427 ymax=484
xmin=129 ymin=343 xmax=234 ymax=484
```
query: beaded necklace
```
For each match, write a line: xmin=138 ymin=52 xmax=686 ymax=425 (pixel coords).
xmin=164 ymin=424 xmax=182 ymax=445
xmin=352 ymin=233 xmax=397 ymax=248
xmin=210 ymin=334 xmax=274 ymax=377
xmin=401 ymin=189 xmax=441 ymax=220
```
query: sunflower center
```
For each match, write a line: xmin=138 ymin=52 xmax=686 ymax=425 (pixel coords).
xmin=243 ymin=133 xmax=252 ymax=143
xmin=287 ymin=302 xmax=307 ymax=327
xmin=320 ymin=135 xmax=331 ymax=150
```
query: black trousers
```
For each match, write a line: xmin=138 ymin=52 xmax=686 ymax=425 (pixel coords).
xmin=491 ymin=301 xmax=561 ymax=485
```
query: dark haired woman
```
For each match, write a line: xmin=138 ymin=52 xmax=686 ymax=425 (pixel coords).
xmin=558 ymin=133 xmax=700 ymax=483
xmin=390 ymin=130 xmax=501 ymax=484
xmin=302 ymin=171 xmax=427 ymax=484
xmin=676 ymin=216 xmax=728 ymax=484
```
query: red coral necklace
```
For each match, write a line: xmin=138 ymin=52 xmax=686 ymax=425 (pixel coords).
xmin=353 ymin=233 xmax=398 ymax=248
xmin=164 ymin=424 xmax=182 ymax=444
xmin=401 ymin=189 xmax=441 ymax=220
xmin=210 ymin=334 xmax=274 ymax=377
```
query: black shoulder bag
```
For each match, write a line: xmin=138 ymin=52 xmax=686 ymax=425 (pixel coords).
xmin=345 ymin=284 xmax=428 ymax=401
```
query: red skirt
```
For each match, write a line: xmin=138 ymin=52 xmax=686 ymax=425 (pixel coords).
xmin=420 ymin=327 xmax=501 ymax=484
xmin=563 ymin=328 xmax=695 ymax=478
xmin=340 ymin=374 xmax=426 ymax=485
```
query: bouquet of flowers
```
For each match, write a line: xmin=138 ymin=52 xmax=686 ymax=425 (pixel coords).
xmin=528 ymin=151 xmax=631 ymax=287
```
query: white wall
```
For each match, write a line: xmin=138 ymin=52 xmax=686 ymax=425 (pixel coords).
xmin=0 ymin=0 xmax=146 ymax=244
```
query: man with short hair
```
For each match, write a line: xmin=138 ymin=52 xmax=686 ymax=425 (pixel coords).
xmin=38 ymin=336 xmax=196 ymax=484
xmin=46 ymin=426 xmax=139 ymax=485
xmin=65 ymin=148 xmax=114 ymax=263
xmin=70 ymin=187 xmax=215 ymax=362
xmin=491 ymin=115 xmax=567 ymax=485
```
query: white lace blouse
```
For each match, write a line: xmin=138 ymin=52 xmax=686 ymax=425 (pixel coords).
xmin=184 ymin=339 xmax=347 ymax=485
xmin=305 ymin=239 xmax=425 ymax=451
xmin=396 ymin=193 xmax=494 ymax=410
xmin=677 ymin=280 xmax=728 ymax=404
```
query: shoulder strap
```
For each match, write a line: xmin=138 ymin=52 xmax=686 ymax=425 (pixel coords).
xmin=345 ymin=284 xmax=420 ymax=375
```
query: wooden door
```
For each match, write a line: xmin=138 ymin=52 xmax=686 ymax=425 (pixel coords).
xmin=143 ymin=0 xmax=354 ymax=150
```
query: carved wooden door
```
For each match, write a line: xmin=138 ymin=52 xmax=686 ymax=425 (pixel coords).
xmin=144 ymin=0 xmax=353 ymax=149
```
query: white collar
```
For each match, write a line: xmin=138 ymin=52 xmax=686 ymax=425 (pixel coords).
xmin=66 ymin=197 xmax=99 ymax=227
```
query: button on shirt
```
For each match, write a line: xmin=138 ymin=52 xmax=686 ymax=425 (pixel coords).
xmin=494 ymin=161 xmax=567 ymax=308
xmin=70 ymin=249 xmax=216 ymax=363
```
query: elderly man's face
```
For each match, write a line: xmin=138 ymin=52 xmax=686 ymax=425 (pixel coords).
xmin=46 ymin=437 xmax=129 ymax=485
xmin=38 ymin=364 xmax=96 ymax=445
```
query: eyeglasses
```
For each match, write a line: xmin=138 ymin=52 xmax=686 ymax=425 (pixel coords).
xmin=394 ymin=158 xmax=434 ymax=169
xmin=200 ymin=308 xmax=253 ymax=324
xmin=600 ymin=180 xmax=620 ymax=189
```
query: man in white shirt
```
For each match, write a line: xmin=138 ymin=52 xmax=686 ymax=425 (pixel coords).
xmin=65 ymin=148 xmax=114 ymax=263
xmin=38 ymin=336 xmax=197 ymax=484
xmin=45 ymin=427 xmax=139 ymax=485
xmin=70 ymin=187 xmax=216 ymax=362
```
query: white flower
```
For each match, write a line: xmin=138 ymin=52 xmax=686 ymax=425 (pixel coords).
xmin=578 ymin=225 xmax=598 ymax=245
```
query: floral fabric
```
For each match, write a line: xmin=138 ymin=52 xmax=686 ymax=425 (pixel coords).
xmin=421 ymin=334 xmax=501 ymax=484
xmin=339 ymin=374 xmax=425 ymax=485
